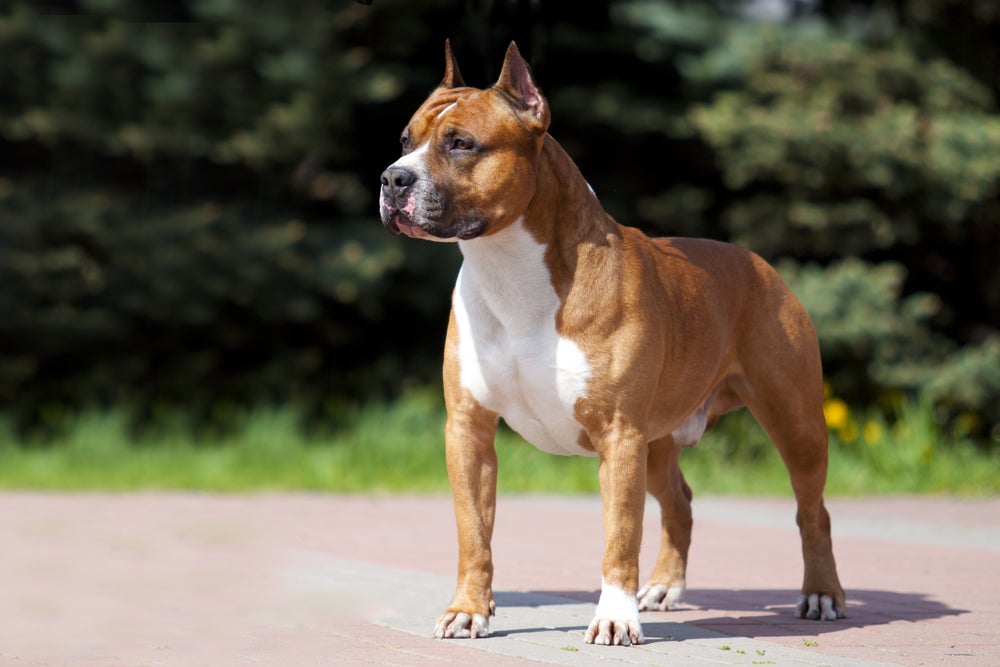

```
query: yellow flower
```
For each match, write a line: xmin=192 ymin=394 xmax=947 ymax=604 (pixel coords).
xmin=863 ymin=421 xmax=881 ymax=446
xmin=823 ymin=398 xmax=850 ymax=430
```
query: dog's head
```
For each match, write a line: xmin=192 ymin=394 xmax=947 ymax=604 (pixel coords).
xmin=379 ymin=41 xmax=551 ymax=242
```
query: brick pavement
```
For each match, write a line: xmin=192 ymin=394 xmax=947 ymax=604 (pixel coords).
xmin=0 ymin=493 xmax=996 ymax=666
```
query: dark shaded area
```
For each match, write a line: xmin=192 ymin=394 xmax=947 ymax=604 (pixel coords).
xmin=0 ymin=0 xmax=997 ymax=439
xmin=495 ymin=587 xmax=965 ymax=638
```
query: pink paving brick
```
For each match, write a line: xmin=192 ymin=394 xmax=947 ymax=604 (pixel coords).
xmin=0 ymin=493 xmax=997 ymax=666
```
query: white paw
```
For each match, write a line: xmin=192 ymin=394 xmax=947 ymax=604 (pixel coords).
xmin=795 ymin=593 xmax=847 ymax=621
xmin=584 ymin=579 xmax=644 ymax=646
xmin=584 ymin=616 xmax=644 ymax=646
xmin=433 ymin=611 xmax=490 ymax=638
xmin=637 ymin=581 xmax=685 ymax=611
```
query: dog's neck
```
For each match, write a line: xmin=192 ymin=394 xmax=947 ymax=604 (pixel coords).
xmin=532 ymin=135 xmax=619 ymax=242
xmin=458 ymin=135 xmax=620 ymax=309
xmin=456 ymin=214 xmax=558 ymax=337
xmin=530 ymin=136 xmax=622 ymax=295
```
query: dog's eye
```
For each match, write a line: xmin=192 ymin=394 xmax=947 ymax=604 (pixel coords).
xmin=400 ymin=134 xmax=412 ymax=153
xmin=450 ymin=137 xmax=475 ymax=152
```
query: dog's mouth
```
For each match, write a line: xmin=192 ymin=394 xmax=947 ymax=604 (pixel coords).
xmin=379 ymin=182 xmax=487 ymax=241
xmin=380 ymin=188 xmax=435 ymax=239
xmin=381 ymin=205 xmax=486 ymax=242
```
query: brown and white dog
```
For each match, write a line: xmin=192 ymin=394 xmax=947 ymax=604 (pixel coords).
xmin=378 ymin=41 xmax=846 ymax=646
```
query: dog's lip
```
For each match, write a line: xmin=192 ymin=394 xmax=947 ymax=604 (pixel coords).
xmin=380 ymin=203 xmax=410 ymax=236
xmin=379 ymin=190 xmax=408 ymax=235
xmin=383 ymin=208 xmax=432 ymax=239
xmin=395 ymin=216 xmax=436 ymax=240
xmin=382 ymin=210 xmax=399 ymax=236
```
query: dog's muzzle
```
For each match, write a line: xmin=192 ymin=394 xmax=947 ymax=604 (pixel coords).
xmin=379 ymin=166 xmax=418 ymax=235
xmin=378 ymin=166 xmax=487 ymax=241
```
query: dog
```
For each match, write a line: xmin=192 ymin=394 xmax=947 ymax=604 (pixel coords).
xmin=378 ymin=41 xmax=846 ymax=646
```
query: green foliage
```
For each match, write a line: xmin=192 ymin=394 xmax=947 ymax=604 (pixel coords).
xmin=616 ymin=2 xmax=1000 ymax=438
xmin=0 ymin=0 xmax=460 ymax=419
xmin=1 ymin=391 xmax=996 ymax=494
xmin=0 ymin=0 xmax=407 ymax=166
xmin=0 ymin=1 xmax=996 ymax=445
xmin=681 ymin=19 xmax=1000 ymax=256
xmin=0 ymin=391 xmax=599 ymax=492
xmin=775 ymin=258 xmax=1000 ymax=412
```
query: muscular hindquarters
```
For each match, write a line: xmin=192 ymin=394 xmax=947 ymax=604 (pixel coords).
xmin=643 ymin=236 xmax=829 ymax=473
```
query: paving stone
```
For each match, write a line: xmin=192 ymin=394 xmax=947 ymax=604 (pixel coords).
xmin=0 ymin=493 xmax=996 ymax=666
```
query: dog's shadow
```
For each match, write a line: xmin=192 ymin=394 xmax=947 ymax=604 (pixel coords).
xmin=492 ymin=588 xmax=965 ymax=642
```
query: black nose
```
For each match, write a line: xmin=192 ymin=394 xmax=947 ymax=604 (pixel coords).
xmin=380 ymin=166 xmax=416 ymax=197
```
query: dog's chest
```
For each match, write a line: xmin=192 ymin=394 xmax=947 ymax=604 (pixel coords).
xmin=453 ymin=221 xmax=594 ymax=457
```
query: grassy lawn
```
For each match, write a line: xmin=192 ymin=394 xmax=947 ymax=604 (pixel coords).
xmin=0 ymin=389 xmax=996 ymax=495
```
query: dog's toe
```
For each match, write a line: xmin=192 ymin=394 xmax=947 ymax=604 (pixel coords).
xmin=584 ymin=616 xmax=643 ymax=646
xmin=795 ymin=593 xmax=846 ymax=621
xmin=637 ymin=582 xmax=685 ymax=611
xmin=434 ymin=610 xmax=490 ymax=638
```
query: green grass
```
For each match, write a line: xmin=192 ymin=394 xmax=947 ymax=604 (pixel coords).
xmin=0 ymin=389 xmax=996 ymax=494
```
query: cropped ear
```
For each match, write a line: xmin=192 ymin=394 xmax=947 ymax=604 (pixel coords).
xmin=495 ymin=41 xmax=550 ymax=133
xmin=440 ymin=39 xmax=465 ymax=88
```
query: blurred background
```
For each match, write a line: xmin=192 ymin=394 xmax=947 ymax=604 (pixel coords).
xmin=0 ymin=0 xmax=998 ymax=487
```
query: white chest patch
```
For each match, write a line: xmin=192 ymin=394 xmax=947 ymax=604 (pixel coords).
xmin=453 ymin=219 xmax=594 ymax=457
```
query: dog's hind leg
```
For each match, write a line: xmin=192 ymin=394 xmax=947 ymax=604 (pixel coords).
xmin=736 ymin=307 xmax=847 ymax=620
xmin=638 ymin=436 xmax=692 ymax=612
xmin=755 ymin=399 xmax=846 ymax=619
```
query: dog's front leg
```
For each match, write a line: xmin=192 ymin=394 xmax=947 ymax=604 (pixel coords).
xmin=433 ymin=396 xmax=499 ymax=639
xmin=585 ymin=428 xmax=647 ymax=646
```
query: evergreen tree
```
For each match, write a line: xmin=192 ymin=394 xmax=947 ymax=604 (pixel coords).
xmin=0 ymin=0 xmax=996 ymax=440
